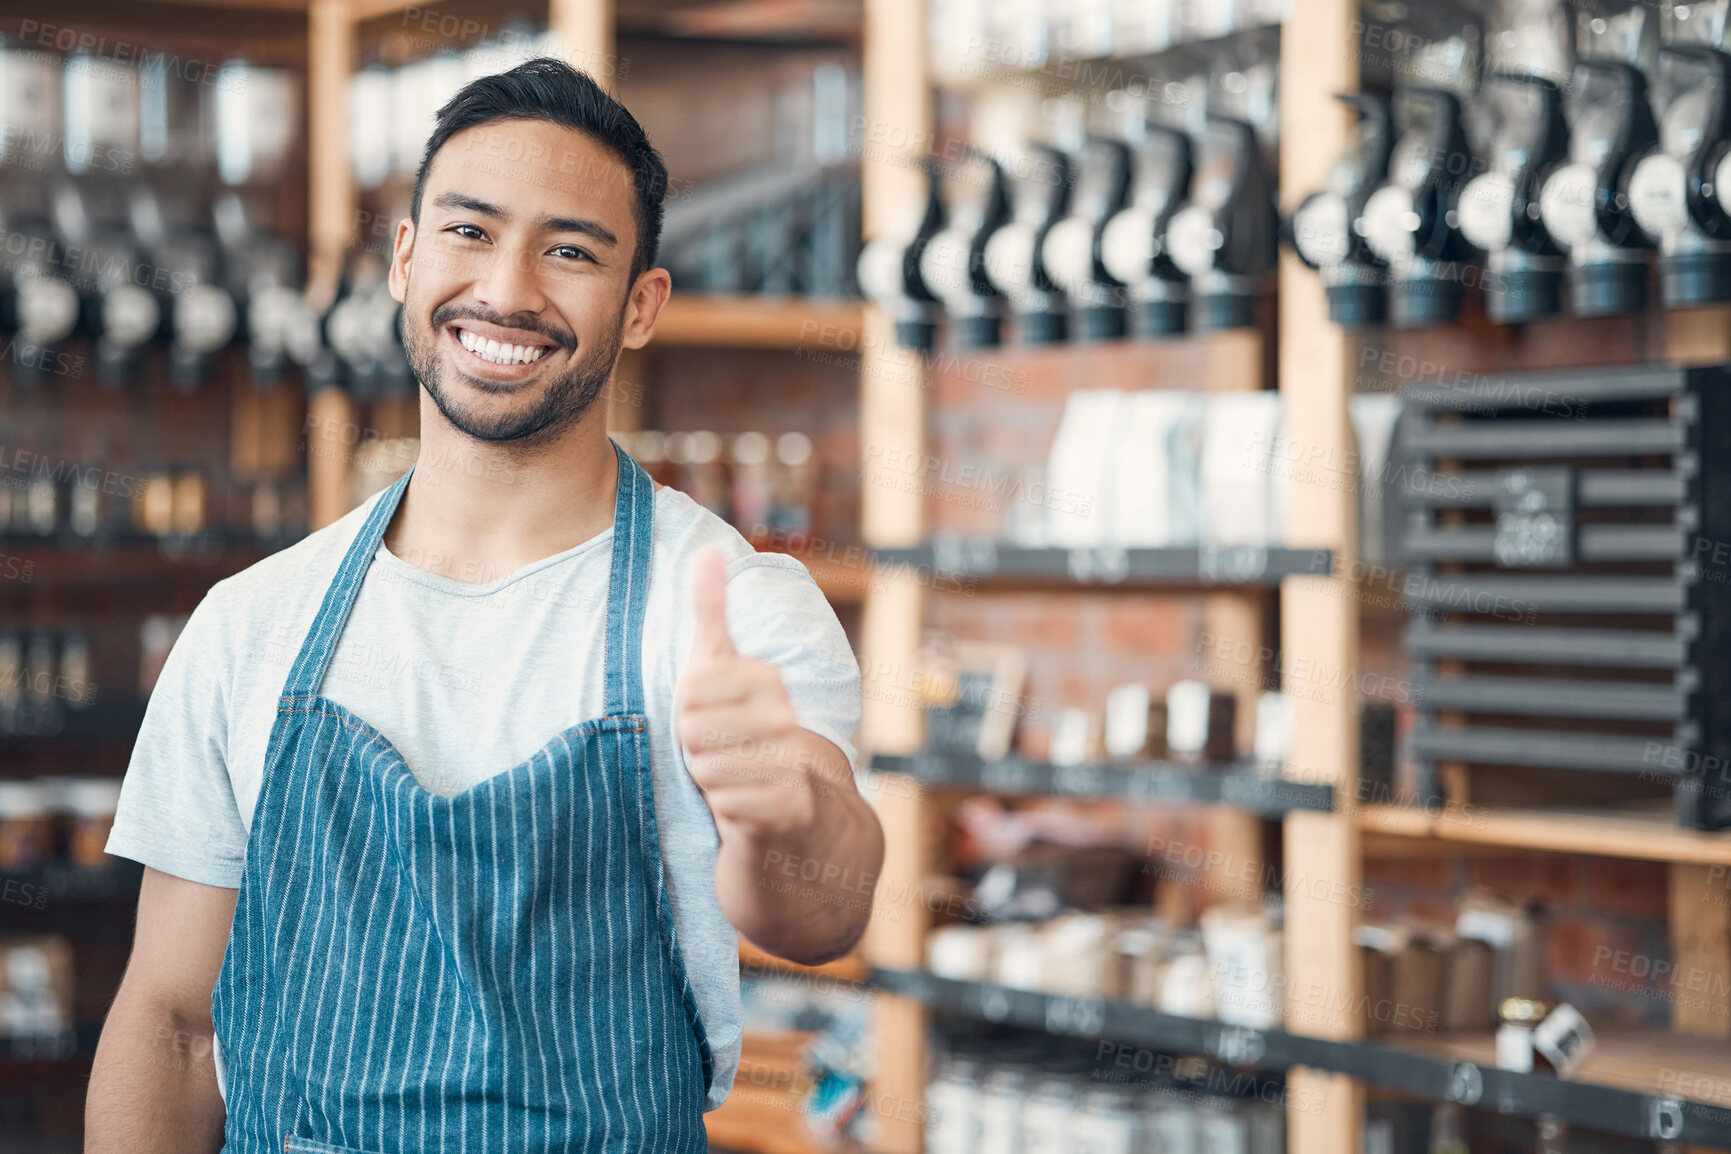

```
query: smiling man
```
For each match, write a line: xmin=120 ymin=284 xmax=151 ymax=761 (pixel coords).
xmin=86 ymin=59 xmax=882 ymax=1153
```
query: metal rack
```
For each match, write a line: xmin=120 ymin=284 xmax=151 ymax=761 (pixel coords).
xmin=869 ymin=752 xmax=1335 ymax=816
xmin=1396 ymin=362 xmax=1731 ymax=828
xmin=869 ymin=969 xmax=1731 ymax=1146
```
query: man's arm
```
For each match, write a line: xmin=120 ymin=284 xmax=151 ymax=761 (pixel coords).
xmin=708 ymin=728 xmax=885 ymax=965
xmin=86 ymin=867 xmax=236 ymax=1153
xmin=677 ymin=550 xmax=885 ymax=966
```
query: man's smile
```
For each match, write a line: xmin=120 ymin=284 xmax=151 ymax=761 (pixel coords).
xmin=444 ymin=319 xmax=564 ymax=380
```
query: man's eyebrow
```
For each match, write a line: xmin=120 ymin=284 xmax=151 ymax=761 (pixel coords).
xmin=539 ymin=215 xmax=618 ymax=248
xmin=429 ymin=192 xmax=618 ymax=249
xmin=431 ymin=191 xmax=505 ymax=218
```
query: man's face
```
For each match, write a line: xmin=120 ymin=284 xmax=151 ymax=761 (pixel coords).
xmin=390 ymin=119 xmax=647 ymax=445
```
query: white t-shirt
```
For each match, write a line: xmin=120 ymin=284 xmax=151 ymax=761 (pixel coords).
xmin=104 ymin=480 xmax=863 ymax=1112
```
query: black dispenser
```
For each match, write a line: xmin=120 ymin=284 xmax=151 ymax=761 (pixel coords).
xmin=49 ymin=178 xmax=159 ymax=386
xmin=1163 ymin=115 xmax=1278 ymax=330
xmin=1099 ymin=123 xmax=1195 ymax=337
xmin=1455 ymin=73 xmax=1571 ymax=323
xmin=856 ymin=161 xmax=946 ymax=351
xmin=1536 ymin=58 xmax=1660 ymax=316
xmin=917 ymin=149 xmax=1012 ymax=348
xmin=213 ymin=191 xmax=309 ymax=386
xmin=1039 ymin=136 xmax=1134 ymax=340
xmin=126 ymin=183 xmax=239 ymax=390
xmin=325 ymin=250 xmax=409 ymax=404
xmin=981 ymin=144 xmax=1074 ymax=344
xmin=1359 ymin=87 xmax=1480 ymax=328
xmin=1288 ymin=92 xmax=1395 ymax=328
xmin=1628 ymin=44 xmax=1731 ymax=305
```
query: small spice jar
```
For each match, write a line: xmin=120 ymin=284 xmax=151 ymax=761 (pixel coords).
xmin=0 ymin=780 xmax=53 ymax=869
xmin=1495 ymin=995 xmax=1554 ymax=1073
xmin=64 ymin=778 xmax=123 ymax=868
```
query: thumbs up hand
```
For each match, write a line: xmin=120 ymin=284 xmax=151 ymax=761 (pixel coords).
xmin=676 ymin=548 xmax=815 ymax=840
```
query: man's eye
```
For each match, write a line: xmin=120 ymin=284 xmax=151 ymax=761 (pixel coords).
xmin=447 ymin=224 xmax=485 ymax=241
xmin=552 ymin=245 xmax=594 ymax=262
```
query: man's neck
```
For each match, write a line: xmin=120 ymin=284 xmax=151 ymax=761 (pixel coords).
xmin=380 ymin=404 xmax=621 ymax=586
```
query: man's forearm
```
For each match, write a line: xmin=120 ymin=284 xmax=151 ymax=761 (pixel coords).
xmin=714 ymin=733 xmax=885 ymax=965
xmin=86 ymin=994 xmax=226 ymax=1154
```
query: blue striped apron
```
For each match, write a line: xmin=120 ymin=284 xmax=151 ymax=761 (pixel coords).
xmin=212 ymin=442 xmax=712 ymax=1153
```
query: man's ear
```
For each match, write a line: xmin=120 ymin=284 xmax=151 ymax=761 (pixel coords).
xmin=620 ymin=267 xmax=672 ymax=350
xmin=387 ymin=217 xmax=416 ymax=304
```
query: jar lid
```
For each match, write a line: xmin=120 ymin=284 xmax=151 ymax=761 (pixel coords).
xmin=730 ymin=431 xmax=770 ymax=467
xmin=32 ymin=775 xmax=80 ymax=812
xmin=64 ymin=778 xmax=123 ymax=818
xmin=0 ymin=780 xmax=49 ymax=818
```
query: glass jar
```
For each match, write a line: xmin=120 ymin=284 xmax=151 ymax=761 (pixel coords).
xmin=65 ymin=777 xmax=122 ymax=868
xmin=0 ymin=780 xmax=53 ymax=868
xmin=925 ymin=1058 xmax=980 ymax=1154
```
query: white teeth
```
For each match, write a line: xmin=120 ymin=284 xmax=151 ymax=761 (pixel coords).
xmin=456 ymin=328 xmax=549 ymax=365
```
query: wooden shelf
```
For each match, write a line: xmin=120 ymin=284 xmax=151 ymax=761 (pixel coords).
xmin=704 ymin=1028 xmax=842 ymax=1154
xmin=1357 ymin=801 xmax=1731 ymax=867
xmin=151 ymin=0 xmax=308 ymax=8
xmin=739 ymin=938 xmax=868 ymax=983
xmin=654 ymin=295 xmax=864 ymax=349
xmin=789 ymin=550 xmax=868 ymax=605
xmin=1398 ymin=1026 xmax=1731 ymax=1113
xmin=747 ymin=536 xmax=870 ymax=605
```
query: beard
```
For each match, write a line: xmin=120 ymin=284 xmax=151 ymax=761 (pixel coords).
xmin=401 ymin=297 xmax=623 ymax=447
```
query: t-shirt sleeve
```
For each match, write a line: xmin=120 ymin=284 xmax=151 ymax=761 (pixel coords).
xmin=104 ymin=581 xmax=248 ymax=888
xmin=717 ymin=554 xmax=862 ymax=768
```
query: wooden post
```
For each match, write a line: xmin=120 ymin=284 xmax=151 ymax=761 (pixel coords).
xmin=548 ymin=0 xmax=617 ymax=89
xmin=1279 ymin=2 xmax=1363 ymax=1152
xmin=1203 ymin=328 xmax=1274 ymax=910
xmin=860 ymin=0 xmax=931 ymax=1148
xmin=1669 ymin=863 xmax=1731 ymax=1039
xmin=307 ymin=0 xmax=354 ymax=306
xmin=306 ymin=0 xmax=355 ymax=530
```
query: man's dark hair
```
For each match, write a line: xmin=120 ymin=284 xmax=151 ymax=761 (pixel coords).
xmin=410 ymin=57 xmax=668 ymax=282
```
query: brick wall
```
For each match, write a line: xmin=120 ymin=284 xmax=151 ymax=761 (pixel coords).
xmin=922 ymin=300 xmax=1678 ymax=1028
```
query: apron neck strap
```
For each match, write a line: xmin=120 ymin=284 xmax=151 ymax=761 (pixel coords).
xmin=282 ymin=462 xmax=416 ymax=700
xmin=281 ymin=442 xmax=654 ymax=713
xmin=601 ymin=438 xmax=654 ymax=718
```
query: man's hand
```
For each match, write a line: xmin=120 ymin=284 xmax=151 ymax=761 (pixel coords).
xmin=674 ymin=547 xmax=885 ymax=966
xmin=676 ymin=548 xmax=816 ymax=840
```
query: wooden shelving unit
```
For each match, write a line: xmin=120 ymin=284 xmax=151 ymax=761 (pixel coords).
xmin=654 ymin=294 xmax=864 ymax=349
xmin=1359 ymin=802 xmax=1731 ymax=868
xmin=741 ymin=938 xmax=869 ymax=984
xmin=704 ymin=1028 xmax=843 ymax=1154
xmin=105 ymin=2 xmax=1731 ymax=1150
xmin=850 ymin=3 xmax=1731 ymax=1154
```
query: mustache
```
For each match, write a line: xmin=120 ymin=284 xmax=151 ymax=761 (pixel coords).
xmin=430 ymin=304 xmax=576 ymax=351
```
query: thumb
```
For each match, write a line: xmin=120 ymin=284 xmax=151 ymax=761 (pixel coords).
xmin=690 ymin=547 xmax=736 ymax=661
